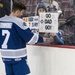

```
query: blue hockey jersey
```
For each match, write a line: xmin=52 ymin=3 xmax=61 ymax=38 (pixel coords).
xmin=0 ymin=15 xmax=43 ymax=63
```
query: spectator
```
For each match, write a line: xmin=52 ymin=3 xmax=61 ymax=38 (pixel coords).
xmin=35 ymin=2 xmax=47 ymax=16
xmin=35 ymin=1 xmax=64 ymax=45
xmin=50 ymin=0 xmax=62 ymax=17
xmin=50 ymin=0 xmax=61 ymax=11
xmin=35 ymin=0 xmax=62 ymax=17
xmin=36 ymin=1 xmax=47 ymax=16
xmin=35 ymin=0 xmax=49 ymax=15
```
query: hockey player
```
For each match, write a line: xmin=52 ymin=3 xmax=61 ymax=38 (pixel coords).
xmin=0 ymin=2 xmax=53 ymax=75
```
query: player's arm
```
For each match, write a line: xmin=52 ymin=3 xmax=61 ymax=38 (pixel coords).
xmin=16 ymin=25 xmax=51 ymax=44
xmin=23 ymin=28 xmax=51 ymax=44
xmin=14 ymin=20 xmax=51 ymax=44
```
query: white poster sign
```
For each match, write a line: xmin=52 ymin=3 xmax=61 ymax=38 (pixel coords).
xmin=39 ymin=12 xmax=58 ymax=33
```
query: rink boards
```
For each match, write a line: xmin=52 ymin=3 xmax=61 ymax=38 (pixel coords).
xmin=1 ymin=44 xmax=75 ymax=75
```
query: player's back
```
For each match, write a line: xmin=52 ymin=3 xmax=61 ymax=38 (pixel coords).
xmin=0 ymin=15 xmax=29 ymax=63
xmin=0 ymin=15 xmax=27 ymax=49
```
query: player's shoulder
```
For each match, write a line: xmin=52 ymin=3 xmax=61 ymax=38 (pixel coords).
xmin=0 ymin=15 xmax=24 ymax=24
xmin=13 ymin=17 xmax=28 ymax=29
xmin=0 ymin=15 xmax=28 ymax=30
xmin=7 ymin=16 xmax=28 ymax=30
xmin=12 ymin=16 xmax=25 ymax=25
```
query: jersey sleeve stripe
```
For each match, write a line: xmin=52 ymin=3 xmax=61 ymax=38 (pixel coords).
xmin=28 ymin=33 xmax=39 ymax=44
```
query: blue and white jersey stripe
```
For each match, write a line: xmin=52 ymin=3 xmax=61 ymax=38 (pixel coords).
xmin=0 ymin=48 xmax=27 ymax=58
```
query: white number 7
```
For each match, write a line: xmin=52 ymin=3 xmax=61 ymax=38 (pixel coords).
xmin=2 ymin=30 xmax=10 ymax=48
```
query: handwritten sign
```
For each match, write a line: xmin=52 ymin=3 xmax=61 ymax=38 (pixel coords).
xmin=39 ymin=12 xmax=58 ymax=33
